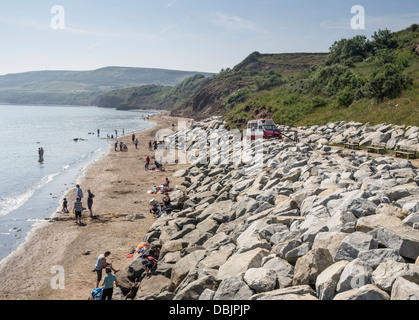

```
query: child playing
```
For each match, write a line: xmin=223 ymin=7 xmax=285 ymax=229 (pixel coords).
xmin=62 ymin=198 xmax=69 ymax=213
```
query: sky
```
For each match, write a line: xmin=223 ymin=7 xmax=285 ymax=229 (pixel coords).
xmin=0 ymin=0 xmax=418 ymax=75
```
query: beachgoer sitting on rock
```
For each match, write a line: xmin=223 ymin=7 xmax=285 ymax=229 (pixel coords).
xmin=162 ymin=193 xmax=172 ymax=214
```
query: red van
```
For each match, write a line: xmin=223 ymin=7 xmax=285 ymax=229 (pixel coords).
xmin=246 ymin=119 xmax=282 ymax=140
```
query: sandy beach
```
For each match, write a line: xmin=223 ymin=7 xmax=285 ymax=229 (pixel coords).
xmin=0 ymin=113 xmax=190 ymax=300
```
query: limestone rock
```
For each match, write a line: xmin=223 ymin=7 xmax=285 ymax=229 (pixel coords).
xmin=135 ymin=275 xmax=176 ymax=300
xmin=336 ymin=259 xmax=373 ymax=293
xmin=372 ymin=260 xmax=419 ymax=292
xmin=316 ymin=260 xmax=349 ymax=300
xmin=334 ymin=232 xmax=378 ymax=262
xmin=262 ymin=257 xmax=294 ymax=288
xmin=173 ymin=275 xmax=218 ymax=300
xmin=171 ymin=250 xmax=207 ymax=287
xmin=243 ymin=267 xmax=278 ymax=293
xmin=213 ymin=276 xmax=254 ymax=300
xmin=217 ymin=248 xmax=269 ymax=281
xmin=391 ymin=277 xmax=419 ymax=300
xmin=333 ymin=284 xmax=390 ymax=300
xmin=249 ymin=285 xmax=317 ymax=300
xmin=293 ymin=248 xmax=334 ymax=285
xmin=357 ymin=248 xmax=405 ymax=268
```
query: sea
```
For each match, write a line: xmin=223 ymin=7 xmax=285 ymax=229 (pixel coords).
xmin=0 ymin=104 xmax=156 ymax=262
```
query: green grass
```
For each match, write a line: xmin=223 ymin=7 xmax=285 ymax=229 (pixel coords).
xmin=222 ymin=24 xmax=419 ymax=129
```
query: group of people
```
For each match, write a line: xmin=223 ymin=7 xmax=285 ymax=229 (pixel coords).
xmin=91 ymin=248 xmax=158 ymax=300
xmin=112 ymin=132 xmax=143 ymax=152
xmin=114 ymin=140 xmax=128 ymax=152
xmin=149 ymin=193 xmax=172 ymax=218
xmin=145 ymin=155 xmax=165 ymax=171
xmin=62 ymin=184 xmax=96 ymax=225
xmin=149 ymin=177 xmax=172 ymax=218
xmin=68 ymin=126 xmax=168 ymax=300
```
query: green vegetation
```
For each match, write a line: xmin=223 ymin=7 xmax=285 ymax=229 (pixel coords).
xmin=220 ymin=24 xmax=419 ymax=129
xmin=97 ymin=74 xmax=211 ymax=110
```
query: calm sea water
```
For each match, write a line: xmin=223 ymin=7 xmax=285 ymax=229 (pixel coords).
xmin=0 ymin=104 xmax=155 ymax=262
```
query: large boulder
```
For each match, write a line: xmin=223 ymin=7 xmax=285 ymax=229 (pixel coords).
xmin=213 ymin=276 xmax=254 ymax=300
xmin=334 ymin=232 xmax=378 ymax=262
xmin=333 ymin=284 xmax=390 ymax=300
xmin=249 ymin=285 xmax=318 ymax=300
xmin=357 ymin=248 xmax=405 ymax=268
xmin=372 ymin=260 xmax=419 ymax=292
xmin=262 ymin=256 xmax=294 ymax=288
xmin=391 ymin=277 xmax=419 ymax=300
xmin=293 ymin=248 xmax=334 ymax=285
xmin=172 ymin=275 xmax=218 ymax=300
xmin=135 ymin=275 xmax=176 ymax=300
xmin=316 ymin=260 xmax=349 ymax=300
xmin=217 ymin=248 xmax=269 ymax=281
xmin=171 ymin=250 xmax=207 ymax=287
xmin=336 ymin=259 xmax=373 ymax=293
xmin=243 ymin=267 xmax=278 ymax=293
xmin=369 ymin=227 xmax=419 ymax=260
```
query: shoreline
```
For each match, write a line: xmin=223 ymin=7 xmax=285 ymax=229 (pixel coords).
xmin=0 ymin=113 xmax=189 ymax=300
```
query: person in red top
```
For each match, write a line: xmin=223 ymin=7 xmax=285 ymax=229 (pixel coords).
xmin=145 ymin=156 xmax=150 ymax=171
xmin=132 ymin=133 xmax=135 ymax=143
xmin=142 ymin=254 xmax=157 ymax=276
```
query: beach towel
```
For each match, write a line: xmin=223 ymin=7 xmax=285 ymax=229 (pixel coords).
xmin=147 ymin=190 xmax=162 ymax=194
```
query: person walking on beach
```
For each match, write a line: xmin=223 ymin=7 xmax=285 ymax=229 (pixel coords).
xmin=132 ymin=133 xmax=135 ymax=144
xmin=114 ymin=140 xmax=118 ymax=151
xmin=72 ymin=196 xmax=83 ymax=225
xmin=93 ymin=251 xmax=118 ymax=288
xmin=134 ymin=138 xmax=138 ymax=149
xmin=101 ymin=268 xmax=118 ymax=300
xmin=76 ymin=184 xmax=83 ymax=199
xmin=87 ymin=189 xmax=95 ymax=218
xmin=148 ymin=141 xmax=152 ymax=151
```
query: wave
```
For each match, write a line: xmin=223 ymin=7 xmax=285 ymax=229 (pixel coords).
xmin=0 ymin=147 xmax=106 ymax=217
xmin=0 ymin=171 xmax=60 ymax=217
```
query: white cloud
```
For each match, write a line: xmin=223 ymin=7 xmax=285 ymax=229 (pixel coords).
xmin=166 ymin=0 xmax=177 ymax=8
xmin=211 ymin=12 xmax=269 ymax=35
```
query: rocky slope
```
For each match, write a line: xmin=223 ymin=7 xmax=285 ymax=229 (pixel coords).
xmin=113 ymin=117 xmax=419 ymax=300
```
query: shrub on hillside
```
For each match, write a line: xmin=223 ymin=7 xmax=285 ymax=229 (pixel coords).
xmin=365 ymin=63 xmax=412 ymax=102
